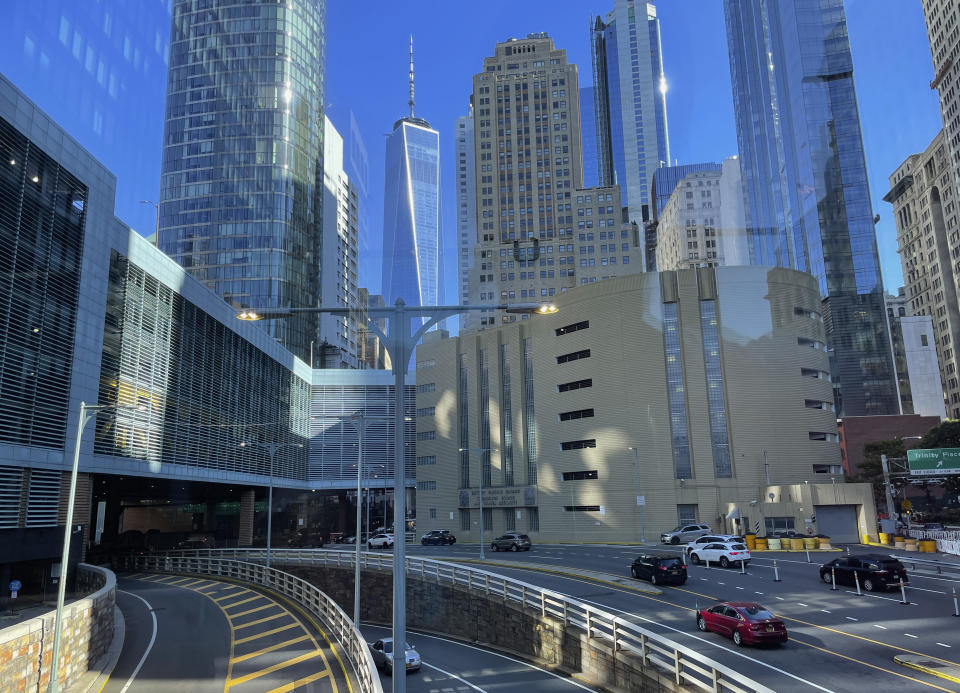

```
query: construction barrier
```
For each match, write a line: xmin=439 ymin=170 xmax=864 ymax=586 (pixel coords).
xmin=755 ymin=537 xmax=768 ymax=550
xmin=767 ymin=538 xmax=782 ymax=550
xmin=878 ymin=532 xmax=892 ymax=545
xmin=819 ymin=537 xmax=832 ymax=550
xmin=745 ymin=533 xmax=756 ymax=550
xmin=803 ymin=537 xmax=817 ymax=550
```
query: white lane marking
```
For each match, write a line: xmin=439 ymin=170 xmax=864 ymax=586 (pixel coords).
xmin=845 ymin=617 xmax=858 ymax=622
xmin=755 ymin=591 xmax=764 ymax=595
xmin=422 ymin=662 xmax=487 ymax=692
xmin=937 ymin=643 xmax=952 ymax=648
xmin=905 ymin=634 xmax=918 ymax=639
xmin=718 ymin=582 xmax=725 ymax=585
xmin=366 ymin=626 xmax=595 ymax=691
xmin=735 ymin=587 xmax=745 ymax=590
xmin=820 ymin=610 xmax=831 ymax=613
xmin=844 ymin=591 xmax=916 ymax=605
xmin=571 ymin=596 xmax=836 ymax=692
xmin=775 ymin=597 xmax=785 ymax=601
xmin=873 ymin=624 xmax=887 ymax=630
xmin=904 ymin=585 xmax=946 ymax=594
xmin=797 ymin=603 xmax=808 ymax=607
xmin=118 ymin=589 xmax=159 ymax=693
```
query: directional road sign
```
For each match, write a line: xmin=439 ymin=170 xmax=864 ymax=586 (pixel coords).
xmin=907 ymin=448 xmax=960 ymax=476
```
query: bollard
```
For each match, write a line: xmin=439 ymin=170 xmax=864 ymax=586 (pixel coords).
xmin=705 ymin=556 xmax=710 ymax=570
xmin=773 ymin=560 xmax=781 ymax=582
xmin=899 ymin=577 xmax=909 ymax=605
xmin=953 ymin=588 xmax=959 ymax=617
xmin=740 ymin=559 xmax=746 ymax=575
xmin=830 ymin=567 xmax=837 ymax=591
xmin=854 ymin=571 xmax=863 ymax=596
xmin=846 ymin=546 xmax=851 ymax=556
xmin=805 ymin=547 xmax=811 ymax=563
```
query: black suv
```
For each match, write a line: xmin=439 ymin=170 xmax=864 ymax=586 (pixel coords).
xmin=819 ymin=554 xmax=909 ymax=591
xmin=420 ymin=529 xmax=456 ymax=546
xmin=631 ymin=554 xmax=687 ymax=585
xmin=490 ymin=533 xmax=532 ymax=551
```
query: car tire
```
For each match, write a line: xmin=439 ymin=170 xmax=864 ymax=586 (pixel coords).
xmin=421 ymin=540 xmax=427 ymax=545
xmin=368 ymin=542 xmax=374 ymax=549
xmin=671 ymin=536 xmax=680 ymax=545
xmin=631 ymin=567 xmax=639 ymax=579
xmin=691 ymin=553 xmax=702 ymax=565
xmin=863 ymin=578 xmax=875 ymax=592
xmin=511 ymin=543 xmax=519 ymax=552
xmin=821 ymin=572 xmax=832 ymax=584
xmin=680 ymin=578 xmax=687 ymax=585
xmin=697 ymin=616 xmax=707 ymax=632
xmin=733 ymin=630 xmax=744 ymax=647
xmin=491 ymin=543 xmax=498 ymax=551
xmin=650 ymin=574 xmax=658 ymax=585
xmin=720 ymin=557 xmax=730 ymax=569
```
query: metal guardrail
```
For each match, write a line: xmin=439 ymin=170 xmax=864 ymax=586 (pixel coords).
xmin=890 ymin=553 xmax=960 ymax=575
xmin=164 ymin=547 xmax=774 ymax=693
xmin=120 ymin=554 xmax=383 ymax=693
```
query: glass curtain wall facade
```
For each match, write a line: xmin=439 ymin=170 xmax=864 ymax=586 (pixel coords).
xmin=381 ymin=117 xmax=441 ymax=326
xmin=724 ymin=0 xmax=898 ymax=416
xmin=590 ymin=1 xmax=670 ymax=222
xmin=158 ymin=0 xmax=326 ymax=364
xmin=0 ymin=115 xmax=87 ymax=450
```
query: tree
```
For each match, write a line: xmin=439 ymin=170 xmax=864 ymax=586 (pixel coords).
xmin=854 ymin=438 xmax=905 ymax=514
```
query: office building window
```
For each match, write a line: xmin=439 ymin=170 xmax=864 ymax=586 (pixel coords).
xmin=560 ymin=439 xmax=596 ymax=450
xmin=522 ymin=338 xmax=538 ymax=485
xmin=500 ymin=345 xmax=515 ymax=486
xmin=663 ymin=303 xmax=692 ymax=478
xmin=677 ymin=504 xmax=699 ymax=524
xmin=562 ymin=470 xmax=599 ymax=480
xmin=700 ymin=300 xmax=732 ymax=477
xmin=460 ymin=509 xmax=471 ymax=531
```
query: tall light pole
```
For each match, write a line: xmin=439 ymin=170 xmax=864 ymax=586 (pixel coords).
xmin=240 ymin=441 xmax=304 ymax=568
xmin=239 ymin=299 xmax=556 ymax=693
xmin=50 ymin=402 xmax=142 ymax=693
xmin=627 ymin=447 xmax=646 ymax=543
xmin=459 ymin=448 xmax=497 ymax=560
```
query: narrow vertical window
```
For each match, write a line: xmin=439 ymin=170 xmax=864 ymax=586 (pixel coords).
xmin=700 ymin=300 xmax=732 ymax=477
xmin=663 ymin=303 xmax=692 ymax=478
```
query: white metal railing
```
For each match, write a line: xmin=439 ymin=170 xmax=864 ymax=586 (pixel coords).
xmin=162 ymin=548 xmax=773 ymax=693
xmin=119 ymin=554 xmax=382 ymax=693
xmin=903 ymin=529 xmax=960 ymax=556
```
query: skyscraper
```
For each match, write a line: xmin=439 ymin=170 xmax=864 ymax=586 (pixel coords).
xmin=579 ymin=86 xmax=600 ymax=189
xmin=158 ymin=0 xmax=326 ymax=363
xmin=463 ymin=34 xmax=643 ymax=331
xmin=923 ymin=1 xmax=960 ymax=169
xmin=456 ymin=106 xmax=477 ymax=307
xmin=590 ymin=1 xmax=670 ymax=225
xmin=381 ymin=38 xmax=441 ymax=325
xmin=724 ymin=0 xmax=899 ymax=417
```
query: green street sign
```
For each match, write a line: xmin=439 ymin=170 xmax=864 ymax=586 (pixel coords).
xmin=907 ymin=448 xmax=960 ymax=476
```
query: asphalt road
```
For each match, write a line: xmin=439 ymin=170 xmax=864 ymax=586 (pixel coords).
xmin=359 ymin=623 xmax=596 ymax=692
xmin=385 ymin=542 xmax=960 ymax=693
xmin=106 ymin=573 xmax=353 ymax=693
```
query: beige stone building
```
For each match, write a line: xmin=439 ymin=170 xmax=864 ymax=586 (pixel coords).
xmin=464 ymin=34 xmax=642 ymax=331
xmin=885 ymin=129 xmax=959 ymax=418
xmin=415 ymin=266 xmax=877 ymax=544
xmin=923 ymin=0 xmax=960 ymax=167
xmin=655 ymin=157 xmax=747 ymax=272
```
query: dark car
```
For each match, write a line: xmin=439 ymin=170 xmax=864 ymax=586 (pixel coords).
xmin=490 ymin=532 xmax=532 ymax=552
xmin=630 ymin=554 xmax=687 ymax=585
xmin=819 ymin=554 xmax=909 ymax=591
xmin=420 ymin=529 xmax=456 ymax=546
xmin=697 ymin=602 xmax=788 ymax=647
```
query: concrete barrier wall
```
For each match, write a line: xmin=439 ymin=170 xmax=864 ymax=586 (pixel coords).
xmin=0 ymin=564 xmax=115 ymax=692
xmin=283 ymin=563 xmax=683 ymax=692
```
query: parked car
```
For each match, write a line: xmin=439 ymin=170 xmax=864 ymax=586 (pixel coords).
xmin=684 ymin=535 xmax=743 ymax=556
xmin=368 ymin=638 xmax=421 ymax=674
xmin=688 ymin=542 xmax=751 ymax=568
xmin=819 ymin=555 xmax=909 ymax=591
xmin=368 ymin=532 xmax=394 ymax=549
xmin=630 ymin=554 xmax=687 ymax=585
xmin=490 ymin=532 xmax=532 ymax=551
xmin=420 ymin=529 xmax=456 ymax=545
xmin=661 ymin=523 xmax=711 ymax=545
xmin=696 ymin=602 xmax=787 ymax=646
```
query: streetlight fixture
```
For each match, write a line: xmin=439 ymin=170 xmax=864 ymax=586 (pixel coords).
xmin=459 ymin=448 xmax=497 ymax=560
xmin=627 ymin=447 xmax=646 ymax=543
xmin=239 ymin=440 xmax=304 ymax=568
xmin=50 ymin=401 xmax=144 ymax=693
xmin=238 ymin=299 xmax=555 ymax=693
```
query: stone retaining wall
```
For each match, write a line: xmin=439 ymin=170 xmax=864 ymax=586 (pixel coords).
xmin=0 ymin=564 xmax=115 ymax=692
xmin=282 ymin=563 xmax=680 ymax=692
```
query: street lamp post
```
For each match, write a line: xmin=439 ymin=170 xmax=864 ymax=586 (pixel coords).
xmin=50 ymin=402 xmax=141 ymax=693
xmin=240 ymin=441 xmax=304 ymax=568
xmin=627 ymin=447 xmax=646 ymax=543
xmin=459 ymin=448 xmax=497 ymax=560
xmin=239 ymin=299 xmax=555 ymax=693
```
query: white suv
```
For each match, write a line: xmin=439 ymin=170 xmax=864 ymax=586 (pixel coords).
xmin=684 ymin=534 xmax=743 ymax=556
xmin=661 ymin=523 xmax=711 ymax=545
xmin=688 ymin=541 xmax=751 ymax=568
xmin=367 ymin=532 xmax=394 ymax=549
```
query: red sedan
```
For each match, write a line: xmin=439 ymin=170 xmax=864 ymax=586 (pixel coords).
xmin=696 ymin=602 xmax=787 ymax=646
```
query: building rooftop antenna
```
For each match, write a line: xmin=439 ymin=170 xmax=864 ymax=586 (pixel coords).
xmin=408 ymin=35 xmax=415 ymax=119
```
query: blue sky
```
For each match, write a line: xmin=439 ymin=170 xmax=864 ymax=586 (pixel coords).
xmin=326 ymin=0 xmax=942 ymax=298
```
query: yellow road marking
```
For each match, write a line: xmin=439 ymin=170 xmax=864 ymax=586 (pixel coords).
xmin=266 ymin=669 xmax=331 ymax=693
xmin=179 ymin=579 xmax=210 ymax=588
xmin=226 ymin=650 xmax=321 ymax=688
xmin=234 ymin=623 xmax=299 ymax=645
xmin=214 ymin=587 xmax=247 ymax=601
xmin=233 ymin=612 xmax=290 ymax=631
xmin=261 ymin=591 xmax=342 ymax=693
xmin=164 ymin=577 xmax=194 ymax=585
xmin=791 ymin=636 xmax=958 ymax=692
xmin=230 ymin=635 xmax=311 ymax=664
xmin=229 ymin=603 xmax=277 ymax=620
xmin=221 ymin=595 xmax=261 ymax=609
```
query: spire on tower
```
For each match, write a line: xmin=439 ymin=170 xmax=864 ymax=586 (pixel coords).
xmin=408 ymin=35 xmax=415 ymax=118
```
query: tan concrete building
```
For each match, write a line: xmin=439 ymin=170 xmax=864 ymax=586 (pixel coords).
xmin=884 ymin=129 xmax=960 ymax=418
xmin=923 ymin=1 xmax=960 ymax=168
xmin=655 ymin=157 xmax=747 ymax=272
xmin=415 ymin=266 xmax=876 ymax=544
xmin=464 ymin=34 xmax=642 ymax=331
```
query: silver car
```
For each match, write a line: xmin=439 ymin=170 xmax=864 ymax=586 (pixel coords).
xmin=369 ymin=638 xmax=421 ymax=674
xmin=661 ymin=523 xmax=711 ymax=545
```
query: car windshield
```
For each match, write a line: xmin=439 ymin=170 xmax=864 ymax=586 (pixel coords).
xmin=741 ymin=606 xmax=775 ymax=621
xmin=660 ymin=558 xmax=682 ymax=568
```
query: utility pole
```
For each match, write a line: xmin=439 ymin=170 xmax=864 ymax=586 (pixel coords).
xmin=881 ymin=454 xmax=897 ymax=522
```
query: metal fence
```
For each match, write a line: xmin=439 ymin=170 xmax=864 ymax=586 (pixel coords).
xmin=162 ymin=548 xmax=773 ymax=693
xmin=904 ymin=528 xmax=960 ymax=556
xmin=119 ymin=554 xmax=383 ymax=693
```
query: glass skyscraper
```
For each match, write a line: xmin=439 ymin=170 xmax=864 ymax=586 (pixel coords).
xmin=590 ymin=0 xmax=670 ymax=224
xmin=158 ymin=0 xmax=326 ymax=363
xmin=724 ymin=0 xmax=898 ymax=416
